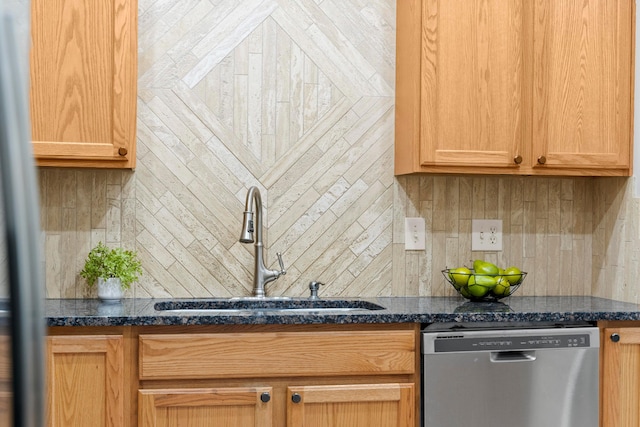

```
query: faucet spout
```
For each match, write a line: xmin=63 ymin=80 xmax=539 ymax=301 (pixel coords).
xmin=239 ymin=187 xmax=286 ymax=298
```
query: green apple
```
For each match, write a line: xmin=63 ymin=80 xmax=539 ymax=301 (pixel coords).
xmin=459 ymin=285 xmax=472 ymax=298
xmin=473 ymin=259 xmax=499 ymax=276
xmin=448 ymin=267 xmax=471 ymax=290
xmin=467 ymin=274 xmax=497 ymax=298
xmin=470 ymin=274 xmax=498 ymax=289
xmin=504 ymin=266 xmax=523 ymax=285
xmin=467 ymin=281 xmax=489 ymax=298
xmin=492 ymin=276 xmax=511 ymax=296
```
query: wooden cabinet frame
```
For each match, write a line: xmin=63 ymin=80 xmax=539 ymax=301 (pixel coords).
xmin=47 ymin=334 xmax=124 ymax=427
xmin=139 ymin=387 xmax=273 ymax=427
xmin=30 ymin=0 xmax=138 ymax=168
xmin=599 ymin=321 xmax=640 ymax=427
xmin=48 ymin=324 xmax=420 ymax=427
xmin=137 ymin=324 xmax=419 ymax=427
xmin=395 ymin=0 xmax=635 ymax=176
xmin=287 ymin=383 xmax=415 ymax=427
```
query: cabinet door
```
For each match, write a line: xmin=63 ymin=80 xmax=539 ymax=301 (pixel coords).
xmin=287 ymin=383 xmax=414 ymax=427
xmin=415 ymin=0 xmax=527 ymax=171
xmin=602 ymin=327 xmax=640 ymax=427
xmin=29 ymin=0 xmax=137 ymax=168
xmin=0 ymin=336 xmax=10 ymax=425
xmin=533 ymin=0 xmax=633 ymax=173
xmin=138 ymin=387 xmax=273 ymax=427
xmin=47 ymin=335 xmax=124 ymax=427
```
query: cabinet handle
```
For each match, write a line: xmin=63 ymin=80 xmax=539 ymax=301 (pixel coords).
xmin=118 ymin=147 xmax=128 ymax=156
xmin=260 ymin=392 xmax=271 ymax=403
xmin=537 ymin=155 xmax=547 ymax=165
xmin=513 ymin=155 xmax=523 ymax=165
xmin=291 ymin=393 xmax=302 ymax=404
xmin=610 ymin=333 xmax=620 ymax=343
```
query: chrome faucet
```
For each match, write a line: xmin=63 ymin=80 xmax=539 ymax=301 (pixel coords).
xmin=239 ymin=186 xmax=286 ymax=298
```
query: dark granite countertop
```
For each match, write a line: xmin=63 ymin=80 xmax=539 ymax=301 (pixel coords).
xmin=45 ymin=296 xmax=640 ymax=327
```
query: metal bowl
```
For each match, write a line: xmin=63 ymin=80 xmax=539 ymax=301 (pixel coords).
xmin=442 ymin=269 xmax=527 ymax=301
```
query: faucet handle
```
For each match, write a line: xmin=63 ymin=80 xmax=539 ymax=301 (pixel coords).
xmin=276 ymin=252 xmax=286 ymax=276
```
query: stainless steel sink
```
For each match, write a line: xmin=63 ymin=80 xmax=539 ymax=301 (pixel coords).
xmin=154 ymin=298 xmax=385 ymax=314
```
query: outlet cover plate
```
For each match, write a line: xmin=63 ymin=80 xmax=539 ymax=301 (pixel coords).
xmin=471 ymin=219 xmax=503 ymax=251
xmin=405 ymin=217 xmax=425 ymax=250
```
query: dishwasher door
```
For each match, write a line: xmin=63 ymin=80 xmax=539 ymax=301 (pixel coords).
xmin=422 ymin=326 xmax=599 ymax=427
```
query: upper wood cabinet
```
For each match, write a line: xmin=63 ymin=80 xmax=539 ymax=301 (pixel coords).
xmin=30 ymin=0 xmax=138 ymax=168
xmin=395 ymin=0 xmax=635 ymax=176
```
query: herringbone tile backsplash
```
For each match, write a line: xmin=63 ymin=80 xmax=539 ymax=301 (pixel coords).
xmin=38 ymin=0 xmax=640 ymax=303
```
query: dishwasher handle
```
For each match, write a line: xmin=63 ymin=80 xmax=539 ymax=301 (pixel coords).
xmin=490 ymin=350 xmax=537 ymax=363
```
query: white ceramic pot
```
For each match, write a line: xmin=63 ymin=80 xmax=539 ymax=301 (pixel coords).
xmin=97 ymin=277 xmax=124 ymax=303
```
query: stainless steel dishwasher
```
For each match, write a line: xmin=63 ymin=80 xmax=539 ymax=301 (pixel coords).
xmin=422 ymin=322 xmax=599 ymax=427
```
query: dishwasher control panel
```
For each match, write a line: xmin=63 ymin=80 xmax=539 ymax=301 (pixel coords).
xmin=431 ymin=332 xmax=592 ymax=353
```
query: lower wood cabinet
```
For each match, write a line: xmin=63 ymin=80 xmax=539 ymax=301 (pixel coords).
xmin=138 ymin=325 xmax=418 ymax=427
xmin=138 ymin=387 xmax=273 ymax=426
xmin=47 ymin=324 xmax=419 ymax=427
xmin=287 ymin=383 xmax=414 ymax=427
xmin=138 ymin=383 xmax=414 ymax=427
xmin=600 ymin=322 xmax=640 ymax=427
xmin=0 ymin=336 xmax=11 ymax=425
xmin=46 ymin=334 xmax=124 ymax=427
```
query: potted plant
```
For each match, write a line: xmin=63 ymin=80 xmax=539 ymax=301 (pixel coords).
xmin=80 ymin=242 xmax=142 ymax=303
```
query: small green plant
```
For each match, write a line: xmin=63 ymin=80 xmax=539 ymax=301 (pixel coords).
xmin=80 ymin=242 xmax=142 ymax=289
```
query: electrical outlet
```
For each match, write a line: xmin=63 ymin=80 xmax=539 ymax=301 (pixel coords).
xmin=471 ymin=219 xmax=503 ymax=251
xmin=405 ymin=218 xmax=425 ymax=250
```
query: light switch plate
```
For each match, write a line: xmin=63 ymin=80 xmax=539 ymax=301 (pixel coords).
xmin=471 ymin=219 xmax=503 ymax=251
xmin=405 ymin=218 xmax=425 ymax=250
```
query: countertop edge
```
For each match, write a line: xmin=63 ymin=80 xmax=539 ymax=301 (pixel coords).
xmin=44 ymin=296 xmax=640 ymax=327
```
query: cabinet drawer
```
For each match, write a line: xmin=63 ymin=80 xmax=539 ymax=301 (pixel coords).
xmin=139 ymin=330 xmax=415 ymax=380
xmin=138 ymin=387 xmax=273 ymax=426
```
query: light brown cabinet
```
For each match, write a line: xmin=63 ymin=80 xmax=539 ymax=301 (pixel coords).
xmin=137 ymin=325 xmax=418 ymax=427
xmin=601 ymin=323 xmax=640 ymax=427
xmin=395 ymin=0 xmax=634 ymax=176
xmin=138 ymin=387 xmax=273 ymax=427
xmin=0 ymin=336 xmax=11 ymax=425
xmin=138 ymin=383 xmax=415 ymax=427
xmin=30 ymin=0 xmax=138 ymax=168
xmin=138 ymin=380 xmax=416 ymax=427
xmin=47 ymin=324 xmax=419 ymax=427
xmin=287 ymin=383 xmax=414 ymax=427
xmin=46 ymin=334 xmax=125 ymax=427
